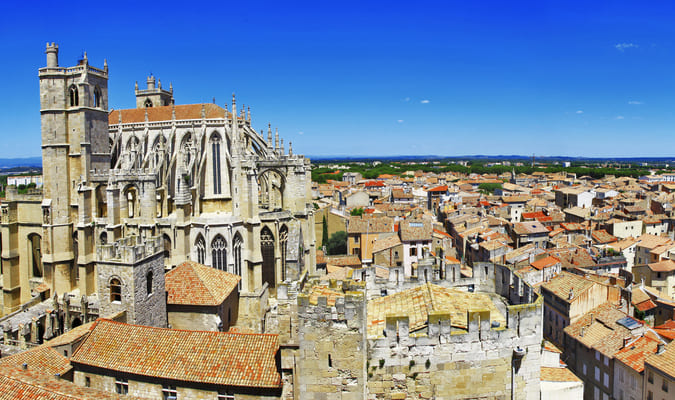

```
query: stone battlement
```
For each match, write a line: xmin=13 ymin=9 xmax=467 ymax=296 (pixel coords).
xmin=96 ymin=235 xmax=163 ymax=264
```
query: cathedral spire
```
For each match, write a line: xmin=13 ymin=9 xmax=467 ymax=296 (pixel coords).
xmin=274 ymin=127 xmax=279 ymax=151
xmin=267 ymin=123 xmax=272 ymax=146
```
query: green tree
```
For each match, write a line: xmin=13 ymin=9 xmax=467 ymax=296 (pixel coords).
xmin=478 ymin=182 xmax=502 ymax=195
xmin=322 ymin=215 xmax=329 ymax=246
xmin=326 ymin=231 xmax=347 ymax=255
xmin=350 ymin=207 xmax=364 ymax=216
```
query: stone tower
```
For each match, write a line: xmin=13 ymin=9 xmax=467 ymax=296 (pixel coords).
xmin=39 ymin=43 xmax=110 ymax=296
xmin=134 ymin=75 xmax=173 ymax=108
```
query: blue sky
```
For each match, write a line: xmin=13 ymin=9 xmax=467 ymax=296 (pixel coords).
xmin=1 ymin=1 xmax=675 ymax=158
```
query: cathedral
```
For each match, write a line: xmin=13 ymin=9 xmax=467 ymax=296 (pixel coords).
xmin=0 ymin=43 xmax=316 ymax=331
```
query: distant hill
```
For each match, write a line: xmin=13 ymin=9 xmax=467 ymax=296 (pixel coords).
xmin=0 ymin=157 xmax=42 ymax=169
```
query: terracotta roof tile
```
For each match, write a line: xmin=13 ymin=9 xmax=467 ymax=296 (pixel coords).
xmin=540 ymin=366 xmax=582 ymax=382
xmin=614 ymin=336 xmax=659 ymax=373
xmin=0 ymin=345 xmax=71 ymax=377
xmin=70 ymin=319 xmax=281 ymax=388
xmin=645 ymin=341 xmax=675 ymax=379
xmin=166 ymin=261 xmax=240 ymax=306
xmin=109 ymin=103 xmax=229 ymax=124
xmin=0 ymin=364 xmax=142 ymax=399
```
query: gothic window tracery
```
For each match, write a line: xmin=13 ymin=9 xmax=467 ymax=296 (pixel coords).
xmin=233 ymin=233 xmax=243 ymax=290
xmin=195 ymin=235 xmax=206 ymax=264
xmin=212 ymin=235 xmax=226 ymax=270
xmin=211 ymin=132 xmax=222 ymax=195
xmin=144 ymin=98 xmax=153 ymax=108
xmin=69 ymin=85 xmax=79 ymax=107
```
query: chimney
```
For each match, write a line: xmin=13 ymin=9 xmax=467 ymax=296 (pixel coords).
xmin=568 ymin=287 xmax=574 ymax=300
xmin=623 ymin=337 xmax=632 ymax=348
xmin=657 ymin=343 xmax=665 ymax=354
xmin=22 ymin=363 xmax=27 ymax=370
xmin=580 ymin=327 xmax=585 ymax=337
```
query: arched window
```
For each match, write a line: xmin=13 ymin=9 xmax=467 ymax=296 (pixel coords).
xmin=100 ymin=232 xmax=107 ymax=245
xmin=212 ymin=235 xmax=226 ymax=270
xmin=144 ymin=98 xmax=153 ymax=108
xmin=233 ymin=234 xmax=242 ymax=290
xmin=69 ymin=85 xmax=79 ymax=107
xmin=126 ymin=188 xmax=137 ymax=218
xmin=110 ymin=278 xmax=121 ymax=302
xmin=94 ymin=86 xmax=102 ymax=108
xmin=280 ymin=225 xmax=288 ymax=282
xmin=195 ymin=235 xmax=206 ymax=264
xmin=28 ymin=233 xmax=43 ymax=278
xmin=146 ymin=270 xmax=153 ymax=295
xmin=261 ymin=227 xmax=275 ymax=289
xmin=211 ymin=132 xmax=222 ymax=195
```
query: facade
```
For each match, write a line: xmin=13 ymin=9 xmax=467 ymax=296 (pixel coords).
xmin=0 ymin=44 xmax=316 ymax=336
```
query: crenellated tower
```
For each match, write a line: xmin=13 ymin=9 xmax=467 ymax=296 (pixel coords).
xmin=39 ymin=43 xmax=110 ymax=296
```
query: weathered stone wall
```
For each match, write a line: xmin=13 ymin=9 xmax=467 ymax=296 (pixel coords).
xmin=296 ymin=289 xmax=367 ymax=400
xmin=295 ymin=261 xmax=543 ymax=400
xmin=73 ymin=369 xmax=282 ymax=399
xmin=96 ymin=241 xmax=166 ymax=328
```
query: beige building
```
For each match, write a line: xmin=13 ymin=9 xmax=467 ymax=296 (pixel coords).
xmin=643 ymin=342 xmax=675 ymax=400
xmin=0 ymin=44 xmax=316 ymax=337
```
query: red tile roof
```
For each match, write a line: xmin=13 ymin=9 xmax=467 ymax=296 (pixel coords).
xmin=427 ymin=185 xmax=448 ymax=193
xmin=0 ymin=364 xmax=140 ymax=400
xmin=166 ymin=261 xmax=240 ymax=306
xmin=614 ymin=336 xmax=659 ymax=373
xmin=0 ymin=345 xmax=71 ymax=377
xmin=70 ymin=319 xmax=281 ymax=389
xmin=109 ymin=103 xmax=230 ymax=124
xmin=531 ymin=256 xmax=560 ymax=271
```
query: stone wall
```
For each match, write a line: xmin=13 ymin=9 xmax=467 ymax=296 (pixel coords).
xmin=296 ymin=288 xmax=367 ymax=400
xmin=295 ymin=261 xmax=543 ymax=400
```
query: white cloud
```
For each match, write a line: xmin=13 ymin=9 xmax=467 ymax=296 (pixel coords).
xmin=397 ymin=120 xmax=404 ymax=123
xmin=420 ymin=99 xmax=430 ymax=104
xmin=576 ymin=110 xmax=584 ymax=114
xmin=403 ymin=97 xmax=410 ymax=102
xmin=298 ymin=131 xmax=304 ymax=135
xmin=615 ymin=43 xmax=638 ymax=51
xmin=615 ymin=115 xmax=625 ymax=120
xmin=628 ymin=101 xmax=642 ymax=105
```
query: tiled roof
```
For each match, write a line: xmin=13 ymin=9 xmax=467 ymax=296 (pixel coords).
xmin=366 ymin=283 xmax=505 ymax=338
xmin=324 ymin=255 xmax=362 ymax=267
xmin=0 ymin=345 xmax=71 ymax=377
xmin=347 ymin=216 xmax=394 ymax=234
xmin=513 ymin=221 xmax=549 ymax=235
xmin=648 ymin=259 xmax=675 ymax=273
xmin=614 ymin=336 xmax=659 ymax=373
xmin=564 ymin=303 xmax=640 ymax=358
xmin=166 ymin=261 xmax=240 ymax=306
xmin=501 ymin=195 xmax=530 ymax=203
xmin=371 ymin=234 xmax=402 ymax=254
xmin=540 ymin=367 xmax=582 ymax=382
xmin=109 ymin=103 xmax=230 ymax=124
xmin=645 ymin=341 xmax=675 ymax=379
xmin=635 ymin=300 xmax=657 ymax=312
xmin=0 ymin=364 xmax=142 ymax=400
xmin=591 ymin=230 xmax=617 ymax=244
xmin=427 ymin=185 xmax=448 ymax=193
xmin=44 ymin=321 xmax=95 ymax=347
xmin=399 ymin=219 xmax=432 ymax=242
xmin=542 ymin=271 xmax=595 ymax=303
xmin=70 ymin=319 xmax=281 ymax=388
xmin=531 ymin=256 xmax=560 ymax=271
